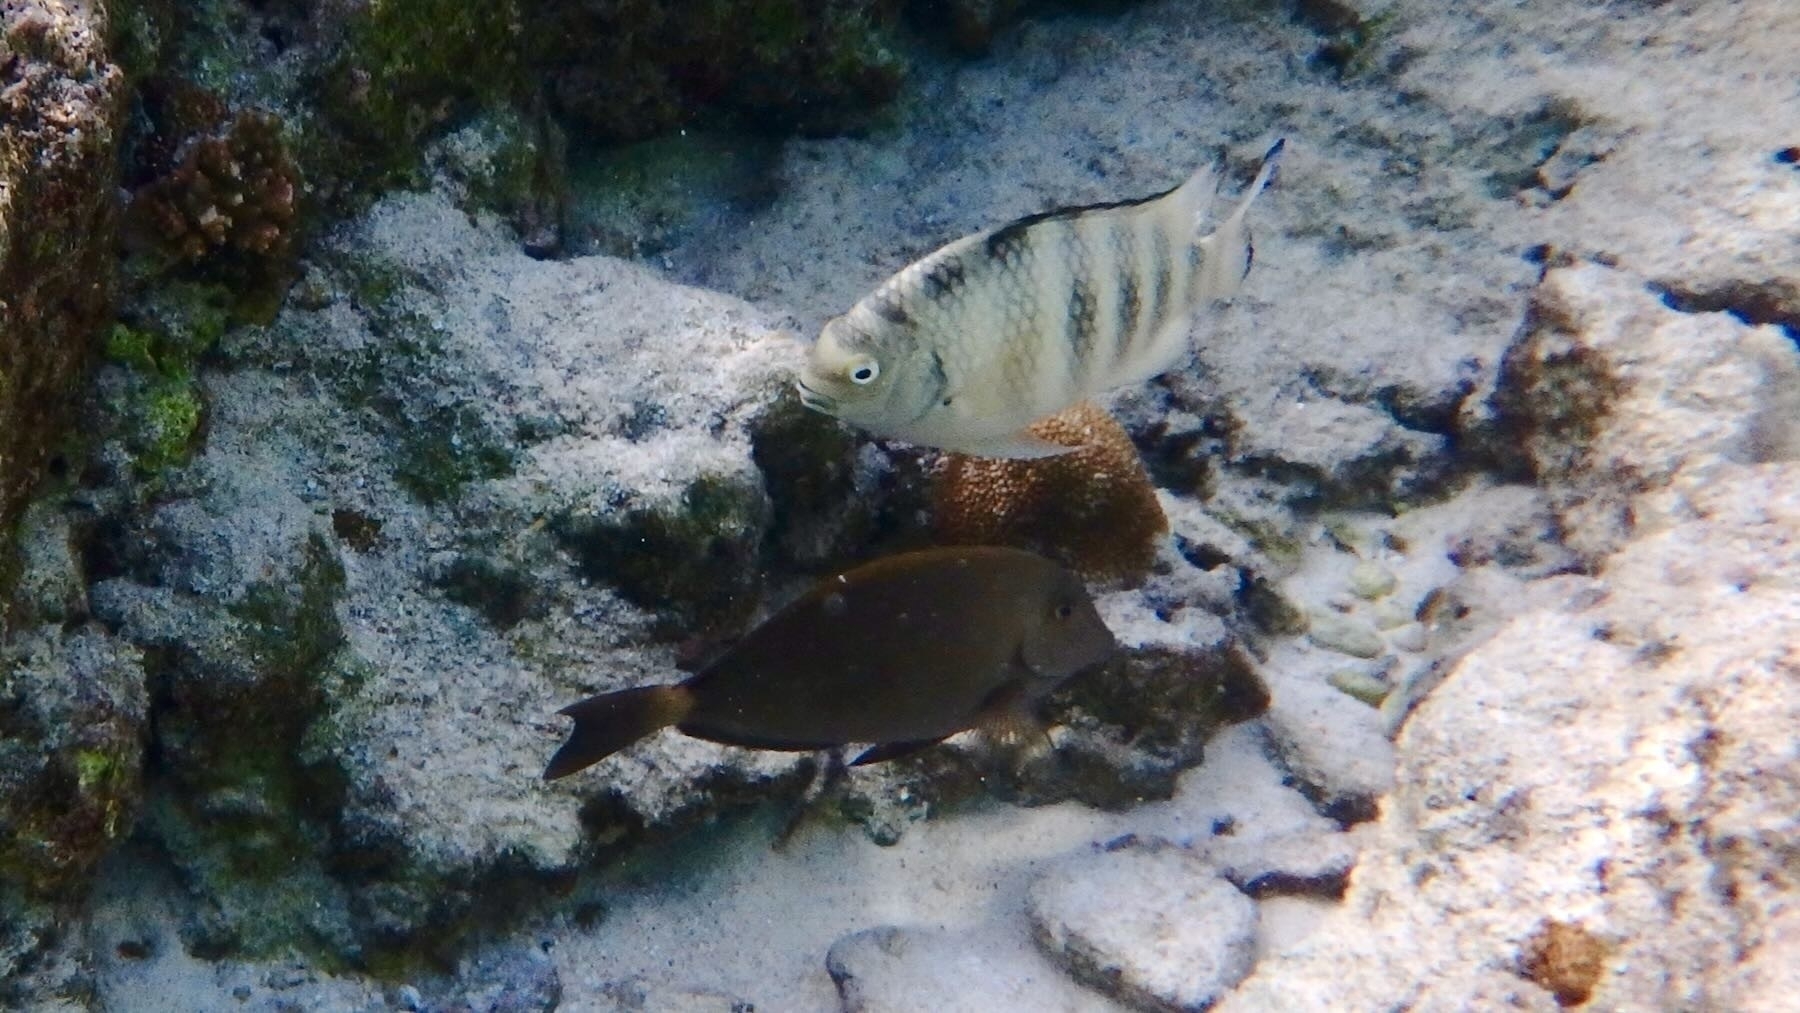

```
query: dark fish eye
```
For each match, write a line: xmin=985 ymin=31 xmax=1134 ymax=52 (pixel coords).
xmin=850 ymin=362 xmax=879 ymax=384
xmin=1055 ymin=603 xmax=1074 ymax=620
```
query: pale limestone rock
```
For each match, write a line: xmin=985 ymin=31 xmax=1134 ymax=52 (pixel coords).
xmin=1222 ymin=464 xmax=1800 ymax=1011
xmin=1029 ymin=842 xmax=1258 ymax=1013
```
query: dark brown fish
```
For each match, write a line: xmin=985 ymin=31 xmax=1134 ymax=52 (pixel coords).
xmin=543 ymin=546 xmax=1118 ymax=780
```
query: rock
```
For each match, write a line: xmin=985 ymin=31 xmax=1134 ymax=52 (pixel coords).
xmin=0 ymin=628 xmax=148 ymax=897
xmin=1303 ymin=610 xmax=1385 ymax=659
xmin=1221 ymin=463 xmax=1800 ymax=1010
xmin=826 ymin=925 xmax=1108 ymax=1013
xmin=1027 ymin=841 xmax=1259 ymax=1013
xmin=1259 ymin=659 xmax=1393 ymax=824
xmin=1345 ymin=561 xmax=1396 ymax=600
xmin=1040 ymin=640 xmax=1271 ymax=811
xmin=1191 ymin=829 xmax=1358 ymax=902
xmin=428 ymin=941 xmax=563 ymax=1013
xmin=1325 ymin=668 xmax=1386 ymax=707
xmin=591 ymin=977 xmax=751 ymax=1012
xmin=525 ymin=2 xmax=906 ymax=144
xmin=0 ymin=0 xmax=127 ymax=593
xmin=836 ymin=560 xmax=1269 ymax=838
xmin=1486 ymin=261 xmax=1799 ymax=561
xmin=78 ymin=191 xmax=815 ymax=962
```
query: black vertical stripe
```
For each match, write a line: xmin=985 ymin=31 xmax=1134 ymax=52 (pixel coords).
xmin=873 ymin=293 xmax=911 ymax=324
xmin=1113 ymin=220 xmax=1140 ymax=360
xmin=1068 ymin=275 xmax=1098 ymax=370
xmin=1146 ymin=224 xmax=1171 ymax=348
xmin=922 ymin=256 xmax=968 ymax=300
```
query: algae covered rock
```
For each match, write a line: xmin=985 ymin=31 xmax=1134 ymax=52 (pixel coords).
xmin=64 ymin=190 xmax=831 ymax=964
xmin=0 ymin=0 xmax=128 ymax=591
xmin=0 ymin=629 xmax=148 ymax=898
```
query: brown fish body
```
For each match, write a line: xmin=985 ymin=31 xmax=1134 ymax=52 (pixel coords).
xmin=544 ymin=546 xmax=1116 ymax=780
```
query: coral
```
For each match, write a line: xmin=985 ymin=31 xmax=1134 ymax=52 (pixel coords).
xmin=932 ymin=401 xmax=1168 ymax=585
xmin=126 ymin=109 xmax=303 ymax=299
xmin=0 ymin=0 xmax=128 ymax=591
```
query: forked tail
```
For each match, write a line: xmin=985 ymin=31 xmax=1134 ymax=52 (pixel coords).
xmin=1194 ymin=137 xmax=1286 ymax=301
xmin=543 ymin=684 xmax=694 ymax=780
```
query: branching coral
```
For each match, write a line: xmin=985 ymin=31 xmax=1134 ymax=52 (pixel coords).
xmin=932 ymin=401 xmax=1168 ymax=585
xmin=128 ymin=109 xmax=301 ymax=271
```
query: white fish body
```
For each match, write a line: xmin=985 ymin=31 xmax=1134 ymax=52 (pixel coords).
xmin=797 ymin=140 xmax=1285 ymax=458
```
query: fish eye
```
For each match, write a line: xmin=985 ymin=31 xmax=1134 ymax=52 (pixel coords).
xmin=1054 ymin=603 xmax=1074 ymax=621
xmin=849 ymin=360 xmax=880 ymax=385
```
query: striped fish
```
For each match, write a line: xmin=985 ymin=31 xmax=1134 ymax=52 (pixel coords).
xmin=797 ymin=139 xmax=1285 ymax=458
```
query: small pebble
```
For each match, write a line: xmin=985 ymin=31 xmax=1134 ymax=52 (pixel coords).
xmin=1349 ymin=560 xmax=1398 ymax=600
xmin=1371 ymin=599 xmax=1414 ymax=630
xmin=1307 ymin=610 xmax=1386 ymax=659
xmin=1329 ymin=669 xmax=1389 ymax=707
xmin=1388 ymin=622 xmax=1428 ymax=653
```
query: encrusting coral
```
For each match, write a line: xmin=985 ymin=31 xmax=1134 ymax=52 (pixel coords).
xmin=932 ymin=401 xmax=1168 ymax=585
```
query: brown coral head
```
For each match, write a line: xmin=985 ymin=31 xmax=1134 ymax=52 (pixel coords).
xmin=931 ymin=401 xmax=1168 ymax=586
xmin=1521 ymin=920 xmax=1608 ymax=1007
xmin=125 ymin=109 xmax=303 ymax=278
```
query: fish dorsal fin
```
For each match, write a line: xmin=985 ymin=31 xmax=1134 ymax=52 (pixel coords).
xmin=1106 ymin=140 xmax=1286 ymax=393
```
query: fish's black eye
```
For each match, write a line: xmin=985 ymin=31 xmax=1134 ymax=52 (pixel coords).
xmin=849 ymin=360 xmax=880 ymax=385
xmin=1054 ymin=603 xmax=1074 ymax=621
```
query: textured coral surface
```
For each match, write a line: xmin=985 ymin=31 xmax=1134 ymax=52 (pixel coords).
xmin=934 ymin=401 xmax=1168 ymax=585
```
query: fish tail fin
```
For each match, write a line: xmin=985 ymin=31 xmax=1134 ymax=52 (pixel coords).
xmin=1167 ymin=162 xmax=1222 ymax=238
xmin=543 ymin=684 xmax=694 ymax=780
xmin=1193 ymin=137 xmax=1286 ymax=302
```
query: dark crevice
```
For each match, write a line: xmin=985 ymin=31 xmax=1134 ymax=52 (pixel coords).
xmin=1649 ymin=280 xmax=1800 ymax=347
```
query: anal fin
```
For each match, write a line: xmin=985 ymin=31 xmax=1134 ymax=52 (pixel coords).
xmin=850 ymin=736 xmax=950 ymax=767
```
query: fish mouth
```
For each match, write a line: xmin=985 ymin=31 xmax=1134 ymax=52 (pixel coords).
xmin=796 ymin=379 xmax=838 ymax=415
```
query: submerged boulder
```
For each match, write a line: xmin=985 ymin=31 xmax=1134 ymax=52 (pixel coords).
xmin=0 ymin=0 xmax=127 ymax=599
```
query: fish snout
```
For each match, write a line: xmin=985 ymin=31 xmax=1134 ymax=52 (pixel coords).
xmin=796 ymin=378 xmax=838 ymax=415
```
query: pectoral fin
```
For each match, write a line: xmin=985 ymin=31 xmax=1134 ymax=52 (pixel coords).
xmin=974 ymin=679 xmax=1051 ymax=752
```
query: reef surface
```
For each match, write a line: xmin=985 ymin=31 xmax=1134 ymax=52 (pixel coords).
xmin=1 ymin=0 xmax=1796 ymax=1010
